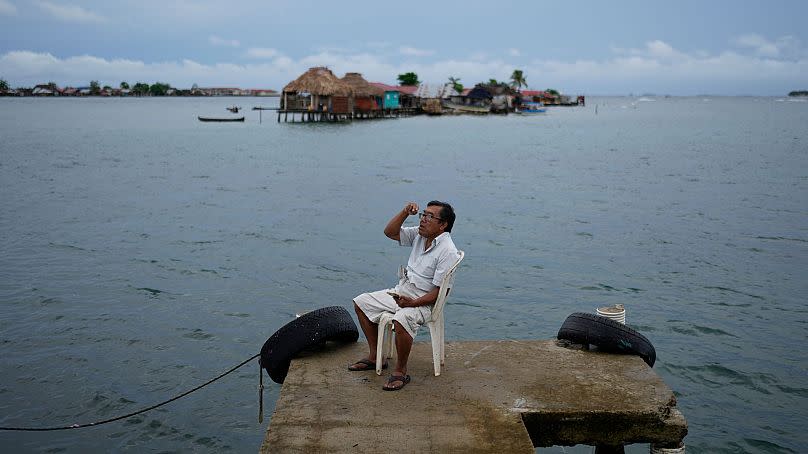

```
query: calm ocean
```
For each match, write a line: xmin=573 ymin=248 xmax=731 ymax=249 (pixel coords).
xmin=0 ymin=96 xmax=806 ymax=453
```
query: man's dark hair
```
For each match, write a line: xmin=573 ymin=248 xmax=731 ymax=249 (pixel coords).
xmin=427 ymin=200 xmax=455 ymax=232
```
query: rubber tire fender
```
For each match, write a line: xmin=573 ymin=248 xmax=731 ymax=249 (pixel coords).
xmin=260 ymin=306 xmax=359 ymax=384
xmin=557 ymin=312 xmax=657 ymax=367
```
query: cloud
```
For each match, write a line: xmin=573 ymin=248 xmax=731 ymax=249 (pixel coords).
xmin=0 ymin=0 xmax=17 ymax=15
xmin=645 ymin=40 xmax=686 ymax=60
xmin=34 ymin=1 xmax=106 ymax=23
xmin=399 ymin=46 xmax=435 ymax=57
xmin=245 ymin=47 xmax=279 ymax=59
xmin=0 ymin=50 xmax=300 ymax=88
xmin=733 ymin=34 xmax=805 ymax=60
xmin=529 ymin=39 xmax=808 ymax=94
xmin=209 ymin=35 xmax=240 ymax=48
xmin=734 ymin=34 xmax=781 ymax=57
xmin=611 ymin=40 xmax=688 ymax=61
xmin=508 ymin=48 xmax=521 ymax=57
xmin=2 ymin=35 xmax=806 ymax=95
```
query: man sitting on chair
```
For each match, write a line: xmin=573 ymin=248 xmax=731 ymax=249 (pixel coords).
xmin=350 ymin=200 xmax=458 ymax=391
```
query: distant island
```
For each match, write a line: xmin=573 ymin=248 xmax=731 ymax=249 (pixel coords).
xmin=788 ymin=90 xmax=808 ymax=97
xmin=0 ymin=79 xmax=278 ymax=97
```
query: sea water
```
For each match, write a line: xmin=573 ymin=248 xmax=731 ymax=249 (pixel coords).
xmin=0 ymin=96 xmax=806 ymax=453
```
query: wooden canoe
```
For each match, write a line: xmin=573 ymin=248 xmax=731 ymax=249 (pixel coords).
xmin=198 ymin=116 xmax=245 ymax=122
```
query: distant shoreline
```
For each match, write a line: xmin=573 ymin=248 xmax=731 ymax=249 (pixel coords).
xmin=0 ymin=92 xmax=281 ymax=98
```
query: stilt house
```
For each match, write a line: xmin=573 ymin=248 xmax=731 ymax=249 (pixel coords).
xmin=282 ymin=67 xmax=354 ymax=114
xmin=341 ymin=73 xmax=384 ymax=116
xmin=369 ymin=82 xmax=401 ymax=110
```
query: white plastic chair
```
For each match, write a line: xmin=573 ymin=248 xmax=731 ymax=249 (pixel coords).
xmin=375 ymin=250 xmax=464 ymax=376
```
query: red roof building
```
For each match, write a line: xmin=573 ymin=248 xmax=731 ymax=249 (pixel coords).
xmin=520 ymin=90 xmax=550 ymax=98
xmin=396 ymin=85 xmax=418 ymax=95
xmin=367 ymin=83 xmax=420 ymax=95
xmin=369 ymin=82 xmax=399 ymax=92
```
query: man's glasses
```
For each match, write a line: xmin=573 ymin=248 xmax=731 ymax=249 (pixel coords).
xmin=418 ymin=212 xmax=443 ymax=222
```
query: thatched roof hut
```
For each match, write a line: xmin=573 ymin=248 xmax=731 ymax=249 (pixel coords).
xmin=283 ymin=67 xmax=353 ymax=96
xmin=341 ymin=72 xmax=384 ymax=97
xmin=282 ymin=67 xmax=355 ymax=113
xmin=341 ymin=72 xmax=384 ymax=113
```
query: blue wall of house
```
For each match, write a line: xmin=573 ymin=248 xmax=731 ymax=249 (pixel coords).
xmin=383 ymin=91 xmax=400 ymax=109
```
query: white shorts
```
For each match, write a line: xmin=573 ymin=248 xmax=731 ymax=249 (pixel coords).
xmin=353 ymin=278 xmax=432 ymax=338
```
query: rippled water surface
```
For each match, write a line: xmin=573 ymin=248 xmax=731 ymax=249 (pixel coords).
xmin=1 ymin=96 xmax=806 ymax=453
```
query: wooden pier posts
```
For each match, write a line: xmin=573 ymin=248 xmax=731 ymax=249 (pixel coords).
xmin=276 ymin=107 xmax=419 ymax=123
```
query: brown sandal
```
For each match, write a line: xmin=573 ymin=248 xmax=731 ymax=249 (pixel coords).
xmin=348 ymin=359 xmax=388 ymax=371
xmin=382 ymin=374 xmax=411 ymax=391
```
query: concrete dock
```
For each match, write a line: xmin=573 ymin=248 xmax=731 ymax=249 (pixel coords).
xmin=261 ymin=340 xmax=687 ymax=453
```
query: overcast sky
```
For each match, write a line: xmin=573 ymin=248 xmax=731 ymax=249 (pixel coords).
xmin=1 ymin=0 xmax=807 ymax=95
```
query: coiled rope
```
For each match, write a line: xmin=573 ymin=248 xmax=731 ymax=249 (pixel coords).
xmin=1 ymin=353 xmax=261 ymax=431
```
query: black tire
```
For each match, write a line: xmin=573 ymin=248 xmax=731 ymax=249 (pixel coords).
xmin=557 ymin=312 xmax=657 ymax=367
xmin=260 ymin=306 xmax=359 ymax=384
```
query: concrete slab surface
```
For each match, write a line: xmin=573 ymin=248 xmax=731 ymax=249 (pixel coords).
xmin=261 ymin=339 xmax=686 ymax=453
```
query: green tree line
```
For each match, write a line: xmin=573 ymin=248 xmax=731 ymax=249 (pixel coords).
xmin=397 ymin=69 xmax=562 ymax=96
xmin=0 ymin=77 xmax=177 ymax=96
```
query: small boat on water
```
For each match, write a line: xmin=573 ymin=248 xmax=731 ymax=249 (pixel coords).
xmin=226 ymin=106 xmax=241 ymax=113
xmin=517 ymin=101 xmax=547 ymax=114
xmin=198 ymin=116 xmax=245 ymax=122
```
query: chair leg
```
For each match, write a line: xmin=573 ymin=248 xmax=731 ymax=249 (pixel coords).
xmin=375 ymin=320 xmax=389 ymax=376
xmin=429 ymin=322 xmax=441 ymax=376
xmin=439 ymin=316 xmax=445 ymax=365
xmin=384 ymin=323 xmax=394 ymax=359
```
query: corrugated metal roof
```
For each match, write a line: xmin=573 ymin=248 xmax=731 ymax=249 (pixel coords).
xmin=415 ymin=83 xmax=459 ymax=98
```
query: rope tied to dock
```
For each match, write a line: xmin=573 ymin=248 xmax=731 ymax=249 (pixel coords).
xmin=0 ymin=353 xmax=260 ymax=432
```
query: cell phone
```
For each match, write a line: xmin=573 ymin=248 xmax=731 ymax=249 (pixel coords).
xmin=386 ymin=291 xmax=400 ymax=299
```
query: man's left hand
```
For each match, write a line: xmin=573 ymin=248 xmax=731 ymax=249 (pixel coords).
xmin=395 ymin=295 xmax=414 ymax=308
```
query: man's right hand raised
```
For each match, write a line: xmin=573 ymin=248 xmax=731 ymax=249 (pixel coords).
xmin=404 ymin=202 xmax=419 ymax=216
xmin=386 ymin=201 xmax=418 ymax=240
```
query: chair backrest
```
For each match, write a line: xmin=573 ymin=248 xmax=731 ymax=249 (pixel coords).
xmin=429 ymin=250 xmax=464 ymax=322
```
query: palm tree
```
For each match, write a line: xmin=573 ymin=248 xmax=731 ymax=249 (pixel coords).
xmin=510 ymin=70 xmax=527 ymax=90
xmin=448 ymin=76 xmax=463 ymax=93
